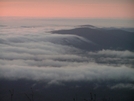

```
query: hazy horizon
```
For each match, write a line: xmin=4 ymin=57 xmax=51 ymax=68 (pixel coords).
xmin=0 ymin=17 xmax=134 ymax=28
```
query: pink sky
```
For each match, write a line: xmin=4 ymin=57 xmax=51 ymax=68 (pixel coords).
xmin=0 ymin=0 xmax=134 ymax=18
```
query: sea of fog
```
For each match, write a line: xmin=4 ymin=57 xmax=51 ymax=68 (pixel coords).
xmin=0 ymin=18 xmax=134 ymax=101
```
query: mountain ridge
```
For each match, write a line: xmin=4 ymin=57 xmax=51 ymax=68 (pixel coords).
xmin=51 ymin=25 xmax=134 ymax=51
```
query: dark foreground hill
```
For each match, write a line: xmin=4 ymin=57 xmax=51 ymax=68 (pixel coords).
xmin=0 ymin=79 xmax=134 ymax=101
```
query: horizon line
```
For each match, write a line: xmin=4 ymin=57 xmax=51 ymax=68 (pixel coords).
xmin=0 ymin=16 xmax=134 ymax=20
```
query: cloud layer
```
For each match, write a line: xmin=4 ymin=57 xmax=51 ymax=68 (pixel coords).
xmin=0 ymin=24 xmax=134 ymax=90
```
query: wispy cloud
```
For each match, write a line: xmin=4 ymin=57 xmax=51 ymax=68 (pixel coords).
xmin=110 ymin=83 xmax=134 ymax=89
xmin=0 ymin=62 xmax=134 ymax=85
xmin=88 ymin=49 xmax=134 ymax=58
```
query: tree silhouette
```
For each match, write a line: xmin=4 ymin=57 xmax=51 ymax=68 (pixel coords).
xmin=9 ymin=89 xmax=14 ymax=101
xmin=25 ymin=88 xmax=34 ymax=101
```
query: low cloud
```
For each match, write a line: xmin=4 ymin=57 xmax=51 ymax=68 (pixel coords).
xmin=110 ymin=83 xmax=134 ymax=89
xmin=0 ymin=63 xmax=134 ymax=84
xmin=88 ymin=49 xmax=134 ymax=58
xmin=88 ymin=50 xmax=134 ymax=66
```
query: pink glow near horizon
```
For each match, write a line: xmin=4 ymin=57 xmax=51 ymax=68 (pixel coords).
xmin=0 ymin=1 xmax=134 ymax=18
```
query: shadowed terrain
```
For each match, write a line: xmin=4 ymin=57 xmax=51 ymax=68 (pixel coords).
xmin=52 ymin=25 xmax=134 ymax=51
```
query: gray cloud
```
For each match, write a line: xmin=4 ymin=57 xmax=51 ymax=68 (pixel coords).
xmin=88 ymin=50 xmax=134 ymax=58
xmin=88 ymin=50 xmax=134 ymax=66
xmin=110 ymin=83 xmax=134 ymax=89
xmin=0 ymin=63 xmax=134 ymax=84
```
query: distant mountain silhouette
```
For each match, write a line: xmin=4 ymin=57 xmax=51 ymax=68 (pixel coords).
xmin=52 ymin=25 xmax=134 ymax=51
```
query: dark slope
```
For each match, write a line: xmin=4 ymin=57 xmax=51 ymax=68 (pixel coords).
xmin=0 ymin=79 xmax=134 ymax=101
xmin=43 ymin=35 xmax=101 ymax=51
xmin=52 ymin=26 xmax=134 ymax=51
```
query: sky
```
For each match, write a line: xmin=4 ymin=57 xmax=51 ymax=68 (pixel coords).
xmin=0 ymin=0 xmax=134 ymax=18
